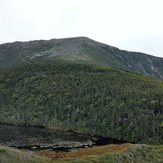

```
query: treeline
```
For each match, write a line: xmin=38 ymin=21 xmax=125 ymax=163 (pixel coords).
xmin=0 ymin=60 xmax=163 ymax=144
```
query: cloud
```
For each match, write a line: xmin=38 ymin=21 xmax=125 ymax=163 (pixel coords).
xmin=0 ymin=0 xmax=163 ymax=57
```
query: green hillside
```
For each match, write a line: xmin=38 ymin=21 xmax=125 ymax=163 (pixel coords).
xmin=0 ymin=60 xmax=163 ymax=144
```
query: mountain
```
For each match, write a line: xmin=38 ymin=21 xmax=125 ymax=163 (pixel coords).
xmin=0 ymin=37 xmax=163 ymax=79
xmin=1 ymin=37 xmax=163 ymax=163
xmin=0 ymin=60 xmax=163 ymax=144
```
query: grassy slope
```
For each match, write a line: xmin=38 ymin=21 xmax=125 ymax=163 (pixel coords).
xmin=0 ymin=60 xmax=163 ymax=144
xmin=55 ymin=144 xmax=163 ymax=163
xmin=61 ymin=145 xmax=163 ymax=163
xmin=0 ymin=146 xmax=50 ymax=163
xmin=0 ymin=144 xmax=163 ymax=163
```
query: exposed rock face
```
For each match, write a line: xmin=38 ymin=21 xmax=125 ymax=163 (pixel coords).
xmin=0 ymin=37 xmax=163 ymax=79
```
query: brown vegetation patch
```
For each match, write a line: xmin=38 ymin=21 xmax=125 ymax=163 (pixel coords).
xmin=35 ymin=143 xmax=131 ymax=161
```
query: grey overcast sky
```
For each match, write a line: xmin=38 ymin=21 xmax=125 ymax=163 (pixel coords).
xmin=1 ymin=0 xmax=163 ymax=57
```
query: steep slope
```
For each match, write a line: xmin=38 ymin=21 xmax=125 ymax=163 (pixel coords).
xmin=0 ymin=37 xmax=163 ymax=79
xmin=103 ymin=46 xmax=163 ymax=79
xmin=0 ymin=60 xmax=163 ymax=144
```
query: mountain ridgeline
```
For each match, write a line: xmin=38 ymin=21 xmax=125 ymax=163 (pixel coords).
xmin=0 ymin=37 xmax=163 ymax=79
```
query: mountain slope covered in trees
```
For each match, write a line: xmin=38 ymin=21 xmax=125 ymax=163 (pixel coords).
xmin=0 ymin=37 xmax=163 ymax=79
xmin=0 ymin=60 xmax=163 ymax=144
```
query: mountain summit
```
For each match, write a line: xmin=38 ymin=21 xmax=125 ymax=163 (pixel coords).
xmin=0 ymin=37 xmax=163 ymax=79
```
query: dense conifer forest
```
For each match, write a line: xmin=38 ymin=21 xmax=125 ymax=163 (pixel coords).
xmin=0 ymin=60 xmax=163 ymax=144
